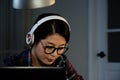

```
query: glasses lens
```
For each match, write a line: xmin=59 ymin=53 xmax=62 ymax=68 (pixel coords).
xmin=45 ymin=46 xmax=55 ymax=54
xmin=57 ymin=47 xmax=68 ymax=55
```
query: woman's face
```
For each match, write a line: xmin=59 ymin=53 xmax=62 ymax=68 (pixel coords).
xmin=32 ymin=33 xmax=67 ymax=66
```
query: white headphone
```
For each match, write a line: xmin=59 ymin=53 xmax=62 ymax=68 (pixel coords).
xmin=26 ymin=15 xmax=71 ymax=46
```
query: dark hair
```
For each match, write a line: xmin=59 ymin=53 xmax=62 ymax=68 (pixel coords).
xmin=33 ymin=13 xmax=70 ymax=45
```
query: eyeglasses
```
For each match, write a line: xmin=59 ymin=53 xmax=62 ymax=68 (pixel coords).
xmin=41 ymin=42 xmax=69 ymax=55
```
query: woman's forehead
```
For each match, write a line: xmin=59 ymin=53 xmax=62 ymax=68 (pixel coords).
xmin=42 ymin=34 xmax=66 ymax=44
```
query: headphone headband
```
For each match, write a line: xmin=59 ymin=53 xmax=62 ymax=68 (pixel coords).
xmin=29 ymin=15 xmax=71 ymax=34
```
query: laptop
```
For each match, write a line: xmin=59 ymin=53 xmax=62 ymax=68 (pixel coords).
xmin=0 ymin=67 xmax=66 ymax=80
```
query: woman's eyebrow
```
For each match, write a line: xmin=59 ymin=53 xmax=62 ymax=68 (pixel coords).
xmin=47 ymin=42 xmax=66 ymax=46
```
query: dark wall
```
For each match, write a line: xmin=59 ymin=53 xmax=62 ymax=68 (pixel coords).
xmin=0 ymin=0 xmax=88 ymax=79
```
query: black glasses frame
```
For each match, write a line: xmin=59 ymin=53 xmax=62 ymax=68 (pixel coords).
xmin=41 ymin=42 xmax=69 ymax=55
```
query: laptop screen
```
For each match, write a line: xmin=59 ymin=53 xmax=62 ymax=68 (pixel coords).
xmin=0 ymin=67 xmax=66 ymax=80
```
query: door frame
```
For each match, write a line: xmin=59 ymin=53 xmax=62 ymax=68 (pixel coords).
xmin=88 ymin=0 xmax=107 ymax=80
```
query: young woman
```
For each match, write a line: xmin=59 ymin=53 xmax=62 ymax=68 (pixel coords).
xmin=4 ymin=13 xmax=84 ymax=80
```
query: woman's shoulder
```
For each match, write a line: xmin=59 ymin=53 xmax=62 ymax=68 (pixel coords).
xmin=16 ymin=49 xmax=30 ymax=57
xmin=3 ymin=49 xmax=30 ymax=66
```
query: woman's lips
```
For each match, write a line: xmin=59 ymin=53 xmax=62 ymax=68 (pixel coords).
xmin=47 ymin=58 xmax=54 ymax=62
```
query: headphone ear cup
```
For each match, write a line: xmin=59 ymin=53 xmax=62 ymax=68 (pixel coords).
xmin=26 ymin=32 xmax=34 ymax=46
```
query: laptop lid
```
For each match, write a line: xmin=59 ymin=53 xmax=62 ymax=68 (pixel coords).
xmin=0 ymin=67 xmax=66 ymax=80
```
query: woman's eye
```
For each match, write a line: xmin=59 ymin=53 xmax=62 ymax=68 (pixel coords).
xmin=58 ymin=47 xmax=65 ymax=50
xmin=45 ymin=46 xmax=54 ymax=49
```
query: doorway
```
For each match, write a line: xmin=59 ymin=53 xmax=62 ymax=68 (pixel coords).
xmin=88 ymin=0 xmax=120 ymax=80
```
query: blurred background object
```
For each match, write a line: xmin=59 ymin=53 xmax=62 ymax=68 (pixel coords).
xmin=12 ymin=0 xmax=55 ymax=9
